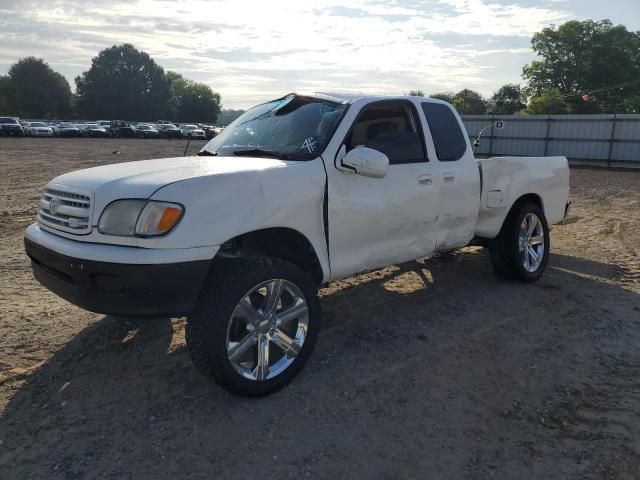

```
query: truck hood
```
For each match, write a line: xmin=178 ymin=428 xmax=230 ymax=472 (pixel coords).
xmin=49 ymin=155 xmax=293 ymax=215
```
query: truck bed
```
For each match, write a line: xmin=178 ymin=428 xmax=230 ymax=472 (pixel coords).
xmin=474 ymin=156 xmax=570 ymax=239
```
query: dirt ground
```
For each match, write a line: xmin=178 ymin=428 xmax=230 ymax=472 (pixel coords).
xmin=0 ymin=138 xmax=639 ymax=479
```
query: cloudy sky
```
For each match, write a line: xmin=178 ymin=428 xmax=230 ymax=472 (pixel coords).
xmin=1 ymin=0 xmax=638 ymax=109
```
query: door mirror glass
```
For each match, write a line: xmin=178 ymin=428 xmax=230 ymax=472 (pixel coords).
xmin=340 ymin=146 xmax=389 ymax=178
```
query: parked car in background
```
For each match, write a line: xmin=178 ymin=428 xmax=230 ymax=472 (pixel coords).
xmin=28 ymin=122 xmax=54 ymax=137
xmin=188 ymin=128 xmax=206 ymax=139
xmin=180 ymin=124 xmax=206 ymax=139
xmin=81 ymin=123 xmax=109 ymax=138
xmin=157 ymin=123 xmax=182 ymax=139
xmin=179 ymin=124 xmax=198 ymax=137
xmin=20 ymin=121 xmax=32 ymax=135
xmin=200 ymin=125 xmax=218 ymax=139
xmin=57 ymin=123 xmax=80 ymax=137
xmin=136 ymin=124 xmax=161 ymax=139
xmin=0 ymin=117 xmax=25 ymax=136
xmin=95 ymin=120 xmax=112 ymax=135
xmin=111 ymin=120 xmax=136 ymax=138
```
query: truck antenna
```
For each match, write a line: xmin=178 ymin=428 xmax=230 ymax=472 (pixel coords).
xmin=183 ymin=133 xmax=192 ymax=156
xmin=473 ymin=121 xmax=504 ymax=153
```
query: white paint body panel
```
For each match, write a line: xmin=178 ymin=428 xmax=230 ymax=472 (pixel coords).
xmin=25 ymin=224 xmax=218 ymax=264
xmin=475 ymin=156 xmax=570 ymax=238
xmin=147 ymin=158 xmax=330 ymax=280
xmin=321 ymin=96 xmax=481 ymax=280
xmin=321 ymin=97 xmax=442 ymax=279
xmin=417 ymin=102 xmax=481 ymax=251
xmin=325 ymin=161 xmax=441 ymax=279
xmin=49 ymin=156 xmax=294 ymax=222
xmin=26 ymin=93 xmax=570 ymax=285
xmin=30 ymin=155 xmax=330 ymax=279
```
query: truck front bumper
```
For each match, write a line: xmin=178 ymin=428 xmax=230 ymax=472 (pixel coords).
xmin=24 ymin=225 xmax=215 ymax=317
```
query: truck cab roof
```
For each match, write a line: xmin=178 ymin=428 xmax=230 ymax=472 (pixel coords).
xmin=307 ymin=91 xmax=449 ymax=105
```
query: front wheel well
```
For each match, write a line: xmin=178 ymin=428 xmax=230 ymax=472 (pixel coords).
xmin=216 ymin=228 xmax=324 ymax=285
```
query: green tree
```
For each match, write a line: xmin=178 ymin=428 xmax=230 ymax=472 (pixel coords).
xmin=166 ymin=71 xmax=221 ymax=123
xmin=75 ymin=44 xmax=171 ymax=120
xmin=523 ymin=19 xmax=640 ymax=113
xmin=217 ymin=109 xmax=245 ymax=125
xmin=407 ymin=90 xmax=425 ymax=97
xmin=620 ymin=94 xmax=640 ymax=114
xmin=0 ymin=75 xmax=9 ymax=113
xmin=490 ymin=84 xmax=526 ymax=115
xmin=177 ymin=83 xmax=221 ymax=123
xmin=4 ymin=57 xmax=73 ymax=118
xmin=429 ymin=91 xmax=455 ymax=103
xmin=525 ymin=88 xmax=569 ymax=114
xmin=452 ymin=89 xmax=487 ymax=114
xmin=166 ymin=70 xmax=189 ymax=117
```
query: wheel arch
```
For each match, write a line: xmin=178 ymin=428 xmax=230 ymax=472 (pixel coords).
xmin=475 ymin=192 xmax=546 ymax=240
xmin=498 ymin=193 xmax=545 ymax=232
xmin=512 ymin=193 xmax=544 ymax=213
xmin=215 ymin=227 xmax=325 ymax=285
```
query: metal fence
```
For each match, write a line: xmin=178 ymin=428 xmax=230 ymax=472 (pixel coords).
xmin=460 ymin=114 xmax=640 ymax=167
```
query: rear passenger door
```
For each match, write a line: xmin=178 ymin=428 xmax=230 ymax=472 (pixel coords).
xmin=420 ymin=102 xmax=480 ymax=249
xmin=325 ymin=100 xmax=441 ymax=279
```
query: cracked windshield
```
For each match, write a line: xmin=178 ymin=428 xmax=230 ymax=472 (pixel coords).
xmin=200 ymin=94 xmax=347 ymax=160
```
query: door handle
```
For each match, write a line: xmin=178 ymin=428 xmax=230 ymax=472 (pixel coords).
xmin=418 ymin=174 xmax=432 ymax=185
xmin=443 ymin=172 xmax=455 ymax=183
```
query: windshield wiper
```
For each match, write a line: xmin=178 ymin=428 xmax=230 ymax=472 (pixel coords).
xmin=232 ymin=149 xmax=289 ymax=160
xmin=197 ymin=150 xmax=218 ymax=156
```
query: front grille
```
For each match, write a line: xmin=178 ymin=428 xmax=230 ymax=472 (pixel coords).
xmin=37 ymin=186 xmax=93 ymax=234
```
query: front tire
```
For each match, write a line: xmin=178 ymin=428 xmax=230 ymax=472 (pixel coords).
xmin=488 ymin=202 xmax=550 ymax=282
xmin=186 ymin=256 xmax=321 ymax=396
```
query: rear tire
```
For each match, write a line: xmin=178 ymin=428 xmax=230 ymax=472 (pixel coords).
xmin=186 ymin=256 xmax=321 ymax=396
xmin=488 ymin=202 xmax=550 ymax=282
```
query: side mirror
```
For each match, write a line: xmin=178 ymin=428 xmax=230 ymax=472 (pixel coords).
xmin=473 ymin=139 xmax=480 ymax=148
xmin=339 ymin=146 xmax=389 ymax=178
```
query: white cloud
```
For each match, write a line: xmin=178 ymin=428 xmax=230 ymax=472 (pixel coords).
xmin=0 ymin=0 xmax=578 ymax=109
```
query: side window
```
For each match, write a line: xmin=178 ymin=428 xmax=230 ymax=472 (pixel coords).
xmin=421 ymin=102 xmax=467 ymax=161
xmin=345 ymin=102 xmax=427 ymax=164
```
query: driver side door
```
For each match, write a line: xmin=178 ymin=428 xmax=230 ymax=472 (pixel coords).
xmin=323 ymin=100 xmax=441 ymax=280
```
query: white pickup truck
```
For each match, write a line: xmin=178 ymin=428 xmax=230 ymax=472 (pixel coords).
xmin=25 ymin=93 xmax=571 ymax=396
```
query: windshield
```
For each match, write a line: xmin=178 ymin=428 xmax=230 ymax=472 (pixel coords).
xmin=0 ymin=117 xmax=19 ymax=124
xmin=31 ymin=122 xmax=46 ymax=127
xmin=201 ymin=94 xmax=347 ymax=160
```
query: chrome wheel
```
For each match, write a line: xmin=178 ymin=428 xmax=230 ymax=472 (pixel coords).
xmin=226 ymin=279 xmax=309 ymax=381
xmin=519 ymin=213 xmax=545 ymax=272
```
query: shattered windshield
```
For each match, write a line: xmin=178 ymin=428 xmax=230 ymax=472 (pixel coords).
xmin=200 ymin=94 xmax=347 ymax=160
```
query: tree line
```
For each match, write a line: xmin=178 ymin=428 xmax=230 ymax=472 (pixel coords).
xmin=1 ymin=19 xmax=639 ymax=120
xmin=409 ymin=19 xmax=640 ymax=115
xmin=0 ymin=44 xmax=223 ymax=123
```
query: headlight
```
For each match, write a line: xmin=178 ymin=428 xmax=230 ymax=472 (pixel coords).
xmin=98 ymin=200 xmax=184 ymax=237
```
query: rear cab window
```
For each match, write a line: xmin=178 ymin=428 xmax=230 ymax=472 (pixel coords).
xmin=421 ymin=102 xmax=467 ymax=161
